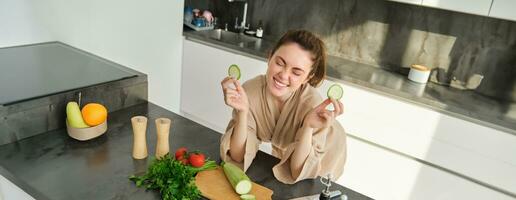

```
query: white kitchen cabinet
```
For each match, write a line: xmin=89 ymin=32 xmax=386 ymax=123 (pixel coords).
xmin=489 ymin=0 xmax=516 ymax=21
xmin=388 ymin=0 xmax=422 ymax=5
xmin=181 ymin=39 xmax=266 ymax=133
xmin=341 ymin=135 xmax=514 ymax=200
xmin=318 ymin=79 xmax=516 ymax=198
xmin=422 ymin=0 xmax=493 ymax=16
xmin=181 ymin=39 xmax=235 ymax=133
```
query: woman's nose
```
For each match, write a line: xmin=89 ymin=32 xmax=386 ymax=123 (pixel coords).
xmin=279 ymin=68 xmax=289 ymax=80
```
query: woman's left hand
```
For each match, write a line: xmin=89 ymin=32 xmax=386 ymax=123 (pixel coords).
xmin=303 ymin=98 xmax=344 ymax=129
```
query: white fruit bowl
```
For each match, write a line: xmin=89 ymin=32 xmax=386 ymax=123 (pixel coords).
xmin=66 ymin=119 xmax=108 ymax=141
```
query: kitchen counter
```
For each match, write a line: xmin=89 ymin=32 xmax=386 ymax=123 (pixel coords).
xmin=0 ymin=102 xmax=372 ymax=200
xmin=0 ymin=42 xmax=139 ymax=106
xmin=183 ymin=29 xmax=516 ymax=135
xmin=0 ymin=42 xmax=148 ymax=146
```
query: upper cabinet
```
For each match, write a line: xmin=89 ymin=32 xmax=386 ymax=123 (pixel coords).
xmin=387 ymin=0 xmax=516 ymax=22
xmin=489 ymin=0 xmax=516 ymax=21
xmin=388 ymin=0 xmax=422 ymax=5
xmin=422 ymin=0 xmax=493 ymax=16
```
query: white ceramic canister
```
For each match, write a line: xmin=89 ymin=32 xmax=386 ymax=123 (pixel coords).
xmin=408 ymin=64 xmax=431 ymax=84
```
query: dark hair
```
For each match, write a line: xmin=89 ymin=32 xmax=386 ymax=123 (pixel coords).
xmin=269 ymin=30 xmax=327 ymax=87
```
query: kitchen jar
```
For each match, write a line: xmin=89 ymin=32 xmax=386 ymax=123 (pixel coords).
xmin=408 ymin=64 xmax=431 ymax=84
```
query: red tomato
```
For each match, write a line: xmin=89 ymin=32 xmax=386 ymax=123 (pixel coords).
xmin=189 ymin=153 xmax=205 ymax=167
xmin=180 ymin=158 xmax=189 ymax=165
xmin=175 ymin=147 xmax=188 ymax=160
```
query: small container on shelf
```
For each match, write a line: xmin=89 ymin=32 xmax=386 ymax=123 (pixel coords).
xmin=408 ymin=64 xmax=431 ymax=84
xmin=184 ymin=6 xmax=193 ymax=24
xmin=256 ymin=20 xmax=264 ymax=38
xmin=192 ymin=9 xmax=201 ymax=18
xmin=183 ymin=8 xmax=215 ymax=31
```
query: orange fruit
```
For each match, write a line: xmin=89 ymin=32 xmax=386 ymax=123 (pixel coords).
xmin=81 ymin=103 xmax=108 ymax=126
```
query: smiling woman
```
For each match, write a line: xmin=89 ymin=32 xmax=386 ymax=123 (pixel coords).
xmin=220 ymin=30 xmax=347 ymax=184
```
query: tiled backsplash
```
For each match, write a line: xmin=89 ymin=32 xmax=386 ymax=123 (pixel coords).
xmin=186 ymin=0 xmax=516 ymax=103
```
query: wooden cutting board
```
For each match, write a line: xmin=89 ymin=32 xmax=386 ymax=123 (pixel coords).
xmin=195 ymin=167 xmax=273 ymax=200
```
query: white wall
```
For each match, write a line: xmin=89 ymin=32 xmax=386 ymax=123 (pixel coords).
xmin=0 ymin=0 xmax=185 ymax=112
xmin=48 ymin=0 xmax=185 ymax=112
xmin=0 ymin=0 xmax=54 ymax=47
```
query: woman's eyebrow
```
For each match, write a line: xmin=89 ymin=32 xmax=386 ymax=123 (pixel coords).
xmin=276 ymin=56 xmax=286 ymax=64
xmin=277 ymin=56 xmax=306 ymax=72
xmin=292 ymin=67 xmax=305 ymax=72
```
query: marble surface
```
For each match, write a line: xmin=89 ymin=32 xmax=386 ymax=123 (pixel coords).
xmin=187 ymin=0 xmax=516 ymax=102
xmin=183 ymin=29 xmax=516 ymax=135
xmin=0 ymin=103 xmax=372 ymax=200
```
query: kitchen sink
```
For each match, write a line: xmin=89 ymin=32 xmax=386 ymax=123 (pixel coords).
xmin=198 ymin=29 xmax=260 ymax=46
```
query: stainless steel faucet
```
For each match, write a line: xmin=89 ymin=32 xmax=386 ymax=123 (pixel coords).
xmin=228 ymin=0 xmax=250 ymax=33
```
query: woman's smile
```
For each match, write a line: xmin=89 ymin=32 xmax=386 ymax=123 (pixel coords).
xmin=273 ymin=76 xmax=289 ymax=90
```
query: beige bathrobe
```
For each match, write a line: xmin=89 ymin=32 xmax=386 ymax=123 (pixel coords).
xmin=220 ymin=75 xmax=347 ymax=184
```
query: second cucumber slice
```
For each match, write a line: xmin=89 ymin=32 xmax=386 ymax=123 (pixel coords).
xmin=327 ymin=84 xmax=343 ymax=100
xmin=228 ymin=64 xmax=241 ymax=80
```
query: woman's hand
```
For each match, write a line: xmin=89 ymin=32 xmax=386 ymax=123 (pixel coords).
xmin=221 ymin=77 xmax=249 ymax=113
xmin=303 ymin=98 xmax=344 ymax=129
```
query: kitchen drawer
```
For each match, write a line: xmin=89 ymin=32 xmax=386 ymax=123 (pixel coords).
xmin=422 ymin=0 xmax=493 ymax=16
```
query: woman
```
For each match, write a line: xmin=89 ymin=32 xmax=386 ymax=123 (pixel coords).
xmin=220 ymin=30 xmax=347 ymax=184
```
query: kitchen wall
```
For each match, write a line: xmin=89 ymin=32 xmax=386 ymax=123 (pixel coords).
xmin=0 ymin=0 xmax=54 ymax=48
xmin=187 ymin=0 xmax=516 ymax=103
xmin=48 ymin=0 xmax=185 ymax=113
xmin=0 ymin=0 xmax=184 ymax=113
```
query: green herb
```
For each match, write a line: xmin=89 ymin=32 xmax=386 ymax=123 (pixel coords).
xmin=129 ymin=153 xmax=217 ymax=200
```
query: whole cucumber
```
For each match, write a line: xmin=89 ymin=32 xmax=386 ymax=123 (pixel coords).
xmin=222 ymin=162 xmax=252 ymax=195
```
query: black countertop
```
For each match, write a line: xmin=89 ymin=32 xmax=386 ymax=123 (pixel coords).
xmin=0 ymin=42 xmax=139 ymax=105
xmin=183 ymin=29 xmax=516 ymax=135
xmin=0 ymin=102 xmax=372 ymax=200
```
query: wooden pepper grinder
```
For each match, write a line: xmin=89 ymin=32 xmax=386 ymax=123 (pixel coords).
xmin=155 ymin=118 xmax=171 ymax=159
xmin=131 ymin=116 xmax=148 ymax=159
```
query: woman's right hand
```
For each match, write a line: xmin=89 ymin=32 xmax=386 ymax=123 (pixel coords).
xmin=221 ymin=77 xmax=249 ymax=113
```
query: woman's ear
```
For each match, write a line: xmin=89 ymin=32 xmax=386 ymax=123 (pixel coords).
xmin=304 ymin=73 xmax=314 ymax=85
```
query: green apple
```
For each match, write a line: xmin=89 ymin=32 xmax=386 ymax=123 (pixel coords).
xmin=66 ymin=102 xmax=90 ymax=128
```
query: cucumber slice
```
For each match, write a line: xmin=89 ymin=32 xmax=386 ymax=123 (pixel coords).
xmin=327 ymin=84 xmax=343 ymax=100
xmin=228 ymin=64 xmax=241 ymax=80
xmin=240 ymin=194 xmax=256 ymax=200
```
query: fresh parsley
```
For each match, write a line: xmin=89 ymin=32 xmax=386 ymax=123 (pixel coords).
xmin=129 ymin=153 xmax=217 ymax=200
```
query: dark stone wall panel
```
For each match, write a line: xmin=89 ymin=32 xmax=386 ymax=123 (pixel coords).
xmin=188 ymin=0 xmax=516 ymax=102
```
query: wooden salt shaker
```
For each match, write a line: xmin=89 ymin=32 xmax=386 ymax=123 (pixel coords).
xmin=131 ymin=116 xmax=148 ymax=159
xmin=155 ymin=118 xmax=171 ymax=159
